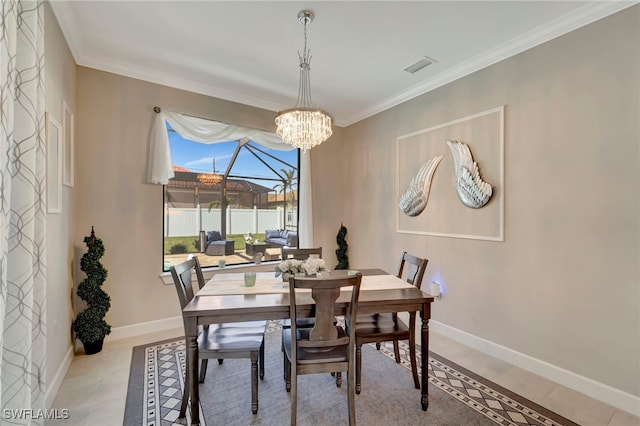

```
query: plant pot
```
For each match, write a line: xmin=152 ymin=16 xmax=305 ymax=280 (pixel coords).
xmin=83 ymin=338 xmax=104 ymax=355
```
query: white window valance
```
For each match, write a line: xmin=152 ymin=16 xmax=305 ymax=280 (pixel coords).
xmin=147 ymin=109 xmax=313 ymax=246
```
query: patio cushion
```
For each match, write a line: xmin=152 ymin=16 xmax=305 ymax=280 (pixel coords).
xmin=265 ymin=229 xmax=280 ymax=239
xmin=208 ymin=231 xmax=222 ymax=242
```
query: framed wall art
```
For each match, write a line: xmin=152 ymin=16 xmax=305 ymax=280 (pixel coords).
xmin=62 ymin=101 xmax=74 ymax=187
xmin=46 ymin=112 xmax=63 ymax=214
xmin=396 ymin=106 xmax=504 ymax=241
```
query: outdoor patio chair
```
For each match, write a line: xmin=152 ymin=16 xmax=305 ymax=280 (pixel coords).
xmin=204 ymin=230 xmax=235 ymax=256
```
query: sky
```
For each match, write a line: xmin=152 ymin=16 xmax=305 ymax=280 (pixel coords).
xmin=168 ymin=128 xmax=299 ymax=188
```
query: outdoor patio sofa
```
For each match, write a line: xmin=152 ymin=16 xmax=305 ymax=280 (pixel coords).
xmin=204 ymin=230 xmax=235 ymax=256
xmin=264 ymin=229 xmax=298 ymax=248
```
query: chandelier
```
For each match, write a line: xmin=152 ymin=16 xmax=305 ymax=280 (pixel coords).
xmin=275 ymin=10 xmax=332 ymax=152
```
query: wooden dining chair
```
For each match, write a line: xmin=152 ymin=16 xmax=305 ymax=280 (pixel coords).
xmin=281 ymin=246 xmax=322 ymax=260
xmin=280 ymin=246 xmax=324 ymax=328
xmin=353 ymin=252 xmax=427 ymax=394
xmin=170 ymin=256 xmax=267 ymax=416
xmin=283 ymin=273 xmax=362 ymax=426
xmin=279 ymin=246 xmax=326 ymax=364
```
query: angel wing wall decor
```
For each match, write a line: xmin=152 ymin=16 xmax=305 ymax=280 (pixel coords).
xmin=398 ymin=155 xmax=444 ymax=216
xmin=446 ymin=140 xmax=493 ymax=208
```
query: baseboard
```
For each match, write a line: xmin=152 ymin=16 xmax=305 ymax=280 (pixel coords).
xmin=105 ymin=315 xmax=183 ymax=342
xmin=430 ymin=320 xmax=640 ymax=417
xmin=46 ymin=344 xmax=74 ymax=408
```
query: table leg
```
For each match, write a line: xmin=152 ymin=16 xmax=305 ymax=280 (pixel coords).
xmin=186 ymin=318 xmax=200 ymax=425
xmin=421 ymin=302 xmax=431 ymax=411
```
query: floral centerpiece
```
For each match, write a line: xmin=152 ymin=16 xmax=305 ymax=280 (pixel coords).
xmin=301 ymin=258 xmax=326 ymax=275
xmin=275 ymin=258 xmax=326 ymax=281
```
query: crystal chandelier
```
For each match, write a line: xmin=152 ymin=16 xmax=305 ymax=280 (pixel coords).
xmin=275 ymin=10 xmax=332 ymax=152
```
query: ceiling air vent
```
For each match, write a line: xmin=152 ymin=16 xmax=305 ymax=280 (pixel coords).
xmin=404 ymin=56 xmax=437 ymax=74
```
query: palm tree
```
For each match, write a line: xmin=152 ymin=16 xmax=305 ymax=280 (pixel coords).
xmin=273 ymin=168 xmax=297 ymax=229
xmin=273 ymin=168 xmax=297 ymax=209
xmin=208 ymin=196 xmax=232 ymax=212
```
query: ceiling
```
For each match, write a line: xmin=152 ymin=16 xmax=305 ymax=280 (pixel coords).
xmin=50 ymin=1 xmax=634 ymax=127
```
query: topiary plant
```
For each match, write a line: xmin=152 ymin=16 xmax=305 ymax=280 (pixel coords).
xmin=73 ymin=226 xmax=111 ymax=354
xmin=335 ymin=223 xmax=349 ymax=270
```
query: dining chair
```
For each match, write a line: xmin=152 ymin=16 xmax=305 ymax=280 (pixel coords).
xmin=170 ymin=256 xmax=267 ymax=416
xmin=281 ymin=246 xmax=323 ymax=260
xmin=353 ymin=252 xmax=427 ymax=394
xmin=280 ymin=246 xmax=324 ymax=328
xmin=283 ymin=273 xmax=362 ymax=426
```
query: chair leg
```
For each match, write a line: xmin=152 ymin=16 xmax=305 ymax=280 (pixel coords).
xmin=375 ymin=342 xmax=381 ymax=350
xmin=290 ymin=366 xmax=297 ymax=426
xmin=179 ymin=357 xmax=190 ymax=418
xmin=409 ymin=333 xmax=420 ymax=389
xmin=259 ymin=339 xmax=265 ymax=380
xmin=347 ymin=360 xmax=356 ymax=425
xmin=285 ymin=355 xmax=291 ymax=392
xmin=251 ymin=351 xmax=259 ymax=414
xmin=393 ymin=340 xmax=401 ymax=364
xmin=355 ymin=344 xmax=362 ymax=394
xmin=283 ymin=348 xmax=288 ymax=382
xmin=218 ymin=359 xmax=224 ymax=365
xmin=199 ymin=359 xmax=208 ymax=383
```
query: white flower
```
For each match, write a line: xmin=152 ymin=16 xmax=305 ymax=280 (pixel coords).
xmin=301 ymin=258 xmax=326 ymax=275
xmin=275 ymin=259 xmax=302 ymax=277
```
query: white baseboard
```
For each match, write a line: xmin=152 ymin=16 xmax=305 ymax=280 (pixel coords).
xmin=46 ymin=344 xmax=74 ymax=408
xmin=430 ymin=320 xmax=640 ymax=418
xmin=105 ymin=315 xmax=183 ymax=342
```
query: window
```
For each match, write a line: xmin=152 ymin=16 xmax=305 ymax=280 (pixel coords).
xmin=162 ymin=124 xmax=299 ymax=271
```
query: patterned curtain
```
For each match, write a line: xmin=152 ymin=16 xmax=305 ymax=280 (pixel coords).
xmin=0 ymin=1 xmax=47 ymax=423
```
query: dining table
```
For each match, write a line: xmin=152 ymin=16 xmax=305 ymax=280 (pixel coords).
xmin=182 ymin=268 xmax=435 ymax=425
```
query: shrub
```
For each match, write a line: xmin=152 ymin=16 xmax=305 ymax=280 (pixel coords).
xmin=170 ymin=243 xmax=188 ymax=254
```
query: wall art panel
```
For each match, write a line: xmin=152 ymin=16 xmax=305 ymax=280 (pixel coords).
xmin=396 ymin=106 xmax=504 ymax=241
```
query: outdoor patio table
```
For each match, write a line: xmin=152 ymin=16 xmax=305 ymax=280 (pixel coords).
xmin=182 ymin=269 xmax=434 ymax=425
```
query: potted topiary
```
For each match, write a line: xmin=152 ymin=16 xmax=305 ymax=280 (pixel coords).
xmin=73 ymin=226 xmax=111 ymax=355
xmin=335 ymin=223 xmax=349 ymax=270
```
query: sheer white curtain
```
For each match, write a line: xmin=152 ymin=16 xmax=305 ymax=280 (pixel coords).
xmin=0 ymin=0 xmax=47 ymax=421
xmin=147 ymin=110 xmax=313 ymax=246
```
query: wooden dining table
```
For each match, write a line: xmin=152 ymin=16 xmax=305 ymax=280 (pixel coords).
xmin=182 ymin=269 xmax=434 ymax=425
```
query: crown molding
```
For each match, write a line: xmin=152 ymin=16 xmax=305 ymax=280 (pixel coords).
xmin=339 ymin=1 xmax=637 ymax=126
xmin=51 ymin=1 xmax=637 ymax=128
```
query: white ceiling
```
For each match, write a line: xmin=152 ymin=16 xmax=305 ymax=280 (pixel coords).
xmin=50 ymin=1 xmax=634 ymax=127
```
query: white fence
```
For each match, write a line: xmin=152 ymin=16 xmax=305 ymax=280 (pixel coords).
xmin=164 ymin=205 xmax=298 ymax=237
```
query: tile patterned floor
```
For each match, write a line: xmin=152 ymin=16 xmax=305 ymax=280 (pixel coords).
xmin=47 ymin=326 xmax=640 ymax=426
xmin=136 ymin=332 xmax=577 ymax=426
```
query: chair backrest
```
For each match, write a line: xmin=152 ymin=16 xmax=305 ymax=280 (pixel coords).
xmin=288 ymin=273 xmax=362 ymax=351
xmin=281 ymin=247 xmax=322 ymax=260
xmin=397 ymin=252 xmax=428 ymax=289
xmin=170 ymin=256 xmax=206 ymax=334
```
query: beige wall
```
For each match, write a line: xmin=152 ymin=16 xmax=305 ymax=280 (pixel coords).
xmin=44 ymin=2 xmax=77 ymax=403
xmin=57 ymin=3 xmax=637 ymax=413
xmin=74 ymin=68 xmax=300 ymax=328
xmin=313 ymin=6 xmax=639 ymax=399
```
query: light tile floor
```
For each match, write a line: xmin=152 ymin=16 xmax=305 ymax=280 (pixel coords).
xmin=47 ymin=328 xmax=639 ymax=426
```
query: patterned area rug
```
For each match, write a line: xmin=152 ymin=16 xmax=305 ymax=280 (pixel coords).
xmin=124 ymin=321 xmax=578 ymax=426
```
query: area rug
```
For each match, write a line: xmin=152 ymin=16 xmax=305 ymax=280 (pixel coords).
xmin=124 ymin=321 xmax=578 ymax=426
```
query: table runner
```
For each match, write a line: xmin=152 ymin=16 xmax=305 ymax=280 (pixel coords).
xmin=197 ymin=271 xmax=413 ymax=296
